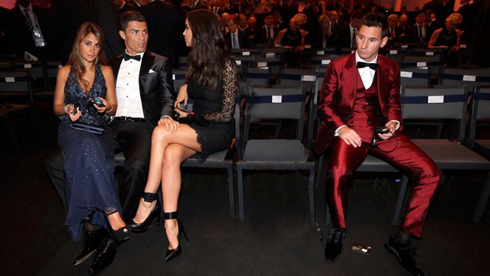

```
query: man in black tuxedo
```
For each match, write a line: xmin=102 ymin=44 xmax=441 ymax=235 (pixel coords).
xmin=6 ymin=0 xmax=55 ymax=60
xmin=139 ymin=0 xmax=179 ymax=67
xmin=225 ymin=15 xmax=251 ymax=49
xmin=336 ymin=9 xmax=363 ymax=50
xmin=45 ymin=11 xmax=176 ymax=275
xmin=413 ymin=11 xmax=430 ymax=42
xmin=257 ymin=13 xmax=278 ymax=45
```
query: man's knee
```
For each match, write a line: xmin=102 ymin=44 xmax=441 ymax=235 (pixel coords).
xmin=45 ymin=151 xmax=65 ymax=171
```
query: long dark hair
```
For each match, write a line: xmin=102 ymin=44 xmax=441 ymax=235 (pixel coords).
xmin=186 ymin=9 xmax=228 ymax=91
xmin=68 ymin=22 xmax=108 ymax=92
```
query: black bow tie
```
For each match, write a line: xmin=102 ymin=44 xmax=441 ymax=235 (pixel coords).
xmin=124 ymin=53 xmax=141 ymax=61
xmin=357 ymin=62 xmax=378 ymax=70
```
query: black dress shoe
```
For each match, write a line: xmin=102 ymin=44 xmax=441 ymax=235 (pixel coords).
xmin=73 ymin=228 xmax=109 ymax=267
xmin=87 ymin=237 xmax=118 ymax=276
xmin=384 ymin=235 xmax=426 ymax=276
xmin=324 ymin=228 xmax=346 ymax=262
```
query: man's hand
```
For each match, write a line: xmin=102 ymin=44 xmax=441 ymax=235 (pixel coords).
xmin=338 ymin=127 xmax=362 ymax=148
xmin=158 ymin=117 xmax=180 ymax=133
xmin=378 ymin=121 xmax=397 ymax=140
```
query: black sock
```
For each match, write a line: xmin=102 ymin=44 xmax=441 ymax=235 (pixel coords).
xmin=394 ymin=231 xmax=412 ymax=244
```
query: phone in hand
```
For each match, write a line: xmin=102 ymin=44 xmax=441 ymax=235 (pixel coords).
xmin=90 ymin=95 xmax=105 ymax=107
xmin=73 ymin=101 xmax=81 ymax=114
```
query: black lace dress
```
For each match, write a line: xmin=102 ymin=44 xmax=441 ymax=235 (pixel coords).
xmin=185 ymin=58 xmax=238 ymax=161
xmin=58 ymin=65 xmax=121 ymax=241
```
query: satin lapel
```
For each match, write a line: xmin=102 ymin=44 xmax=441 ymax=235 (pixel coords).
xmin=343 ymin=54 xmax=358 ymax=109
xmin=139 ymin=51 xmax=155 ymax=95
xmin=376 ymin=57 xmax=390 ymax=110
xmin=111 ymin=55 xmax=124 ymax=83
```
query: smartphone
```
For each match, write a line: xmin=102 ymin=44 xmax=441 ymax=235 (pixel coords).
xmin=73 ymin=101 xmax=81 ymax=114
xmin=91 ymin=96 xmax=105 ymax=107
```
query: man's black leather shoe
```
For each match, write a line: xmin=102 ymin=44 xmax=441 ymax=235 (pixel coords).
xmin=385 ymin=235 xmax=426 ymax=276
xmin=324 ymin=228 xmax=346 ymax=262
xmin=73 ymin=228 xmax=109 ymax=267
xmin=87 ymin=237 xmax=118 ymax=276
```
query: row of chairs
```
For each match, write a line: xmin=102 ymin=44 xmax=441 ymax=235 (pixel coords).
xmin=117 ymin=84 xmax=490 ymax=227
xmin=1 ymin=64 xmax=489 ymax=225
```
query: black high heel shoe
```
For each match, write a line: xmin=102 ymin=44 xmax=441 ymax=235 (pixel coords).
xmin=105 ymin=213 xmax=131 ymax=243
xmin=129 ymin=192 xmax=161 ymax=233
xmin=164 ymin=212 xmax=188 ymax=262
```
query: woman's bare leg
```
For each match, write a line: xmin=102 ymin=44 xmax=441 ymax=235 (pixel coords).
xmin=161 ymin=143 xmax=196 ymax=249
xmin=133 ymin=125 xmax=200 ymax=223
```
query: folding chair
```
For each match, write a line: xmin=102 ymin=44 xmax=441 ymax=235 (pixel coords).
xmin=468 ymin=86 xmax=490 ymax=159
xmin=13 ymin=61 xmax=46 ymax=91
xmin=0 ymin=71 xmax=48 ymax=153
xmin=236 ymin=85 xmax=316 ymax=224
xmin=172 ymin=68 xmax=186 ymax=94
xmin=439 ymin=67 xmax=490 ymax=92
xmin=401 ymin=54 xmax=443 ymax=76
xmin=400 ymin=85 xmax=490 ymax=223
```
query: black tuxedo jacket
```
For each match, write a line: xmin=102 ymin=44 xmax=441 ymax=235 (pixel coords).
xmin=110 ymin=51 xmax=176 ymax=132
xmin=336 ymin=25 xmax=353 ymax=49
xmin=257 ymin=25 xmax=279 ymax=44
xmin=225 ymin=30 xmax=251 ymax=49
xmin=7 ymin=4 xmax=53 ymax=59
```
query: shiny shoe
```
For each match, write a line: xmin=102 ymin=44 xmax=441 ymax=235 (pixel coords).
xmin=324 ymin=228 xmax=346 ymax=262
xmin=164 ymin=212 xmax=188 ymax=262
xmin=106 ymin=212 xmax=131 ymax=243
xmin=129 ymin=192 xmax=161 ymax=233
xmin=385 ymin=235 xmax=426 ymax=276
xmin=73 ymin=228 xmax=109 ymax=267
xmin=87 ymin=237 xmax=118 ymax=276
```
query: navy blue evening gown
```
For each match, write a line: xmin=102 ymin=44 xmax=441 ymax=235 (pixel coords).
xmin=58 ymin=65 xmax=120 ymax=241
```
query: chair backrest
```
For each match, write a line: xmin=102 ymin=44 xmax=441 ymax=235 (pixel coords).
xmin=244 ymin=85 xmax=306 ymax=141
xmin=277 ymin=68 xmax=317 ymax=93
xmin=243 ymin=66 xmax=271 ymax=87
xmin=401 ymin=55 xmax=442 ymax=75
xmin=14 ymin=61 xmax=44 ymax=78
xmin=260 ymin=47 xmax=287 ymax=58
xmin=410 ymin=48 xmax=444 ymax=56
xmin=178 ymin=56 xmax=188 ymax=68
xmin=468 ymin=86 xmax=490 ymax=146
xmin=400 ymin=67 xmax=431 ymax=86
xmin=0 ymin=71 xmax=33 ymax=105
xmin=439 ymin=67 xmax=490 ymax=90
xmin=45 ymin=61 xmax=62 ymax=90
xmin=255 ymin=56 xmax=283 ymax=75
xmin=401 ymin=85 xmax=468 ymax=141
xmin=0 ymin=60 xmax=12 ymax=72
xmin=307 ymin=54 xmax=341 ymax=67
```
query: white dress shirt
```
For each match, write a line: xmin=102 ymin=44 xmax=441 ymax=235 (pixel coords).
xmin=115 ymin=52 xmax=145 ymax=119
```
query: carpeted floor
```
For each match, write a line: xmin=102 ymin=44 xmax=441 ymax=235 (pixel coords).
xmin=1 ymin=107 xmax=489 ymax=276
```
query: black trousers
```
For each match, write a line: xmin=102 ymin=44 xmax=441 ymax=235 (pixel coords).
xmin=45 ymin=121 xmax=151 ymax=223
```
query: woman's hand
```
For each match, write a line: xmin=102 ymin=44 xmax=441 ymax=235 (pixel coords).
xmin=93 ymin=97 xmax=111 ymax=113
xmin=174 ymin=107 xmax=189 ymax=118
xmin=66 ymin=104 xmax=82 ymax=122
xmin=174 ymin=84 xmax=188 ymax=109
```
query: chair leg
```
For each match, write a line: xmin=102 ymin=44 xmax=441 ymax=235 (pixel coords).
xmin=392 ymin=175 xmax=409 ymax=226
xmin=227 ymin=165 xmax=235 ymax=219
xmin=237 ymin=165 xmax=245 ymax=221
xmin=3 ymin=117 xmax=21 ymax=153
xmin=308 ymin=168 xmax=315 ymax=225
xmin=315 ymin=154 xmax=324 ymax=188
xmin=473 ymin=173 xmax=490 ymax=223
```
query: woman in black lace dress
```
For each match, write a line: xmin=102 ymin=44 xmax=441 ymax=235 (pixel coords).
xmin=129 ymin=9 xmax=238 ymax=262
xmin=53 ymin=22 xmax=130 ymax=253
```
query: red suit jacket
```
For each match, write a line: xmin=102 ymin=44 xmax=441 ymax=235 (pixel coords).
xmin=314 ymin=53 xmax=402 ymax=154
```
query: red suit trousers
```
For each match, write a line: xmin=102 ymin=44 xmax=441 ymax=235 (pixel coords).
xmin=325 ymin=133 xmax=441 ymax=237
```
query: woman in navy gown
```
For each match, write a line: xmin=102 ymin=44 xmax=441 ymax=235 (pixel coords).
xmin=53 ymin=22 xmax=130 ymax=243
xmin=129 ymin=9 xmax=238 ymax=262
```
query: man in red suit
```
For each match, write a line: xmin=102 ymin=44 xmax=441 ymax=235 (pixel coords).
xmin=315 ymin=12 xmax=441 ymax=276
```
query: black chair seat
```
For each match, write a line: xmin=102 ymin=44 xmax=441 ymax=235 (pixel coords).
xmin=413 ymin=139 xmax=490 ymax=170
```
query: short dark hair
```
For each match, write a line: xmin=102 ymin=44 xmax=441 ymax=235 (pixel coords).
xmin=362 ymin=12 xmax=388 ymax=38
xmin=120 ymin=10 xmax=146 ymax=31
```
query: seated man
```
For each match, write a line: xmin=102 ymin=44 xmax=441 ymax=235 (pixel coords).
xmin=315 ymin=12 xmax=441 ymax=276
xmin=224 ymin=14 xmax=251 ymax=49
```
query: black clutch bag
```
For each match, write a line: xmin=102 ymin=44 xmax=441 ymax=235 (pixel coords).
xmin=71 ymin=122 xmax=105 ymax=135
